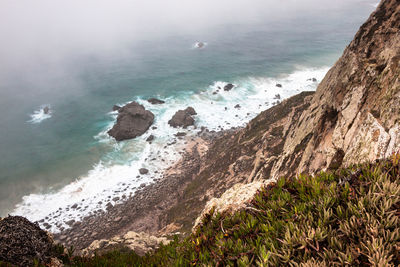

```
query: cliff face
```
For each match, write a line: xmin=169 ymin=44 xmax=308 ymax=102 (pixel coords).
xmin=248 ymin=0 xmax=400 ymax=180
xmin=167 ymin=0 xmax=400 ymax=231
xmin=282 ymin=0 xmax=400 ymax=175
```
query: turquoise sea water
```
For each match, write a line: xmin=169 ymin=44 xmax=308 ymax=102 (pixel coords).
xmin=0 ymin=2 xmax=376 ymax=231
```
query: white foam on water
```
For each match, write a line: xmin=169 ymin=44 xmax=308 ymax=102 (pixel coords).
xmin=12 ymin=66 xmax=329 ymax=232
xmin=192 ymin=42 xmax=207 ymax=49
xmin=27 ymin=105 xmax=52 ymax=124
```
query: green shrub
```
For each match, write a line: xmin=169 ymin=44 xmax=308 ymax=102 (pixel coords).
xmin=52 ymin=155 xmax=400 ymax=266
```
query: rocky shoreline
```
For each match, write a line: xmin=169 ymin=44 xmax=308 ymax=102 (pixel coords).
xmin=53 ymin=127 xmax=236 ymax=252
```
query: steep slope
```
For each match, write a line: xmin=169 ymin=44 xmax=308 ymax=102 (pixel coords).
xmin=164 ymin=0 xmax=400 ymax=232
xmin=280 ymin=0 xmax=400 ymax=175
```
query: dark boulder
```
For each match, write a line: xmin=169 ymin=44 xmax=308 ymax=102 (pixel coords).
xmin=168 ymin=107 xmax=197 ymax=128
xmin=234 ymin=104 xmax=241 ymax=109
xmin=274 ymin=94 xmax=281 ymax=100
xmin=0 ymin=216 xmax=55 ymax=266
xmin=146 ymin=135 xmax=155 ymax=142
xmin=108 ymin=102 xmax=154 ymax=141
xmin=175 ymin=132 xmax=187 ymax=137
xmin=276 ymin=84 xmax=282 ymax=88
xmin=147 ymin=98 xmax=165 ymax=105
xmin=43 ymin=106 xmax=50 ymax=114
xmin=224 ymin=83 xmax=235 ymax=91
xmin=139 ymin=168 xmax=149 ymax=175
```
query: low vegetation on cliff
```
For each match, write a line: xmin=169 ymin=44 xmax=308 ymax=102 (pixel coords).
xmin=12 ymin=155 xmax=395 ymax=266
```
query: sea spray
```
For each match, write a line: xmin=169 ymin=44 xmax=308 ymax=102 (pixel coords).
xmin=28 ymin=105 xmax=52 ymax=124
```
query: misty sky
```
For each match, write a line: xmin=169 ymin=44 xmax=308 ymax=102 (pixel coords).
xmin=0 ymin=0 xmax=377 ymax=71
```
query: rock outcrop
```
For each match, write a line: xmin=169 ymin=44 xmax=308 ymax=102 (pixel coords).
xmin=168 ymin=107 xmax=197 ymax=128
xmin=193 ymin=180 xmax=272 ymax=230
xmin=82 ymin=231 xmax=170 ymax=257
xmin=108 ymin=102 xmax=154 ymax=141
xmin=0 ymin=216 xmax=56 ymax=266
xmin=267 ymin=0 xmax=400 ymax=177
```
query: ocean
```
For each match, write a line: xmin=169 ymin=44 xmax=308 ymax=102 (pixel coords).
xmin=0 ymin=1 xmax=377 ymax=232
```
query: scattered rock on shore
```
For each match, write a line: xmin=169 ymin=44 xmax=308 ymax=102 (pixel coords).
xmin=108 ymin=102 xmax=154 ymax=141
xmin=139 ymin=168 xmax=149 ymax=175
xmin=168 ymin=107 xmax=197 ymax=128
xmin=276 ymin=83 xmax=282 ymax=88
xmin=175 ymin=132 xmax=187 ymax=137
xmin=146 ymin=135 xmax=155 ymax=142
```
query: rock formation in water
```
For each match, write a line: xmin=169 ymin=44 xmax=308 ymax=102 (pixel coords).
xmin=108 ymin=102 xmax=154 ymax=141
xmin=224 ymin=83 xmax=235 ymax=91
xmin=168 ymin=107 xmax=197 ymax=128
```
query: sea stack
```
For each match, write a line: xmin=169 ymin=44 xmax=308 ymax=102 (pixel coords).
xmin=108 ymin=101 xmax=154 ymax=141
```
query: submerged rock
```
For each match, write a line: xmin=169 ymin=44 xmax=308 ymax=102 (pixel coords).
xmin=147 ymin=98 xmax=165 ymax=105
xmin=43 ymin=106 xmax=50 ymax=114
xmin=168 ymin=107 xmax=197 ymax=128
xmin=108 ymin=102 xmax=154 ymax=141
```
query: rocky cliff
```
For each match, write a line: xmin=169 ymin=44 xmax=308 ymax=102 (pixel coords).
xmin=164 ymin=0 xmax=400 ymax=232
